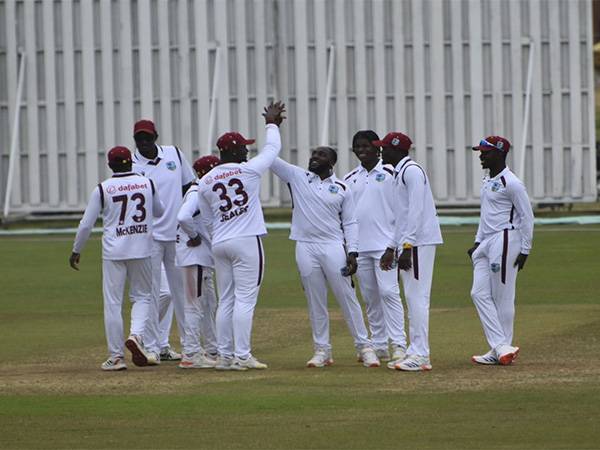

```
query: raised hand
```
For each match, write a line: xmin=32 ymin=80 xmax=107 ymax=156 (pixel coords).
xmin=262 ymin=101 xmax=286 ymax=126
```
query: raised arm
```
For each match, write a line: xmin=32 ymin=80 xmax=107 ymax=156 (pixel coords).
xmin=70 ymin=186 xmax=102 ymax=270
xmin=246 ymin=101 xmax=286 ymax=175
xmin=270 ymin=157 xmax=301 ymax=183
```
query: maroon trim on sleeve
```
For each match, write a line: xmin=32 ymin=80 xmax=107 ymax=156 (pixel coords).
xmin=344 ymin=169 xmax=359 ymax=181
xmin=256 ymin=237 xmax=264 ymax=286
xmin=150 ymin=179 xmax=156 ymax=195
xmin=413 ymin=246 xmax=419 ymax=281
xmin=287 ymin=183 xmax=294 ymax=209
xmin=197 ymin=266 xmax=203 ymax=297
xmin=97 ymin=184 xmax=104 ymax=210
xmin=501 ymin=229 xmax=508 ymax=284
xmin=334 ymin=181 xmax=347 ymax=191
xmin=500 ymin=176 xmax=507 ymax=187
xmin=383 ymin=167 xmax=394 ymax=176
xmin=401 ymin=164 xmax=427 ymax=186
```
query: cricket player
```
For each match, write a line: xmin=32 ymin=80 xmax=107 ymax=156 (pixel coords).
xmin=174 ymin=155 xmax=221 ymax=369
xmin=379 ymin=132 xmax=443 ymax=372
xmin=469 ymin=136 xmax=534 ymax=365
xmin=344 ymin=130 xmax=407 ymax=363
xmin=70 ymin=146 xmax=164 ymax=370
xmin=132 ymin=119 xmax=196 ymax=364
xmin=179 ymin=101 xmax=286 ymax=371
xmin=271 ymin=147 xmax=380 ymax=368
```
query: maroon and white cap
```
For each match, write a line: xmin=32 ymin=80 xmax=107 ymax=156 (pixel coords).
xmin=216 ymin=132 xmax=255 ymax=152
xmin=472 ymin=136 xmax=511 ymax=152
xmin=371 ymin=132 xmax=413 ymax=151
xmin=193 ymin=155 xmax=221 ymax=175
xmin=107 ymin=146 xmax=132 ymax=164
xmin=133 ymin=119 xmax=157 ymax=136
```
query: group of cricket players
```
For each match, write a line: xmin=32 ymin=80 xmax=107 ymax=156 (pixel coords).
xmin=71 ymin=101 xmax=534 ymax=373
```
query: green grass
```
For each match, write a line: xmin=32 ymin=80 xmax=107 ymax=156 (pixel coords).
xmin=1 ymin=226 xmax=599 ymax=449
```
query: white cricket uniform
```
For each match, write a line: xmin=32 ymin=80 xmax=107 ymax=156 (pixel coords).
xmin=175 ymin=182 xmax=217 ymax=356
xmin=471 ymin=167 xmax=534 ymax=351
xmin=344 ymin=161 xmax=407 ymax=352
xmin=180 ymin=123 xmax=281 ymax=359
xmin=271 ymin=158 xmax=372 ymax=352
xmin=133 ymin=144 xmax=196 ymax=354
xmin=389 ymin=157 xmax=443 ymax=358
xmin=72 ymin=172 xmax=164 ymax=358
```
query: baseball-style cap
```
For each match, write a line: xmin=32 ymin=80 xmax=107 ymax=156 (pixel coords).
xmin=107 ymin=146 xmax=132 ymax=164
xmin=193 ymin=155 xmax=221 ymax=175
xmin=133 ymin=119 xmax=157 ymax=136
xmin=472 ymin=136 xmax=511 ymax=152
xmin=216 ymin=132 xmax=255 ymax=151
xmin=372 ymin=132 xmax=412 ymax=151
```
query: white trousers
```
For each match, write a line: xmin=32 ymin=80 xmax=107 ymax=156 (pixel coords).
xmin=213 ymin=236 xmax=264 ymax=359
xmin=144 ymin=240 xmax=186 ymax=354
xmin=399 ymin=245 xmax=436 ymax=357
xmin=158 ymin=266 xmax=175 ymax=350
xmin=356 ymin=251 xmax=407 ymax=351
xmin=102 ymin=258 xmax=152 ymax=358
xmin=471 ymin=229 xmax=521 ymax=350
xmin=295 ymin=241 xmax=371 ymax=351
xmin=181 ymin=265 xmax=218 ymax=355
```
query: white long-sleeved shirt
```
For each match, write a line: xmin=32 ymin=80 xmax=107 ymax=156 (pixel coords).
xmin=175 ymin=183 xmax=214 ymax=268
xmin=344 ymin=160 xmax=397 ymax=253
xmin=271 ymin=158 xmax=359 ymax=253
xmin=390 ymin=156 xmax=443 ymax=248
xmin=475 ymin=166 xmax=534 ymax=254
xmin=194 ymin=124 xmax=281 ymax=245
xmin=73 ymin=172 xmax=165 ymax=260
xmin=132 ymin=144 xmax=196 ymax=242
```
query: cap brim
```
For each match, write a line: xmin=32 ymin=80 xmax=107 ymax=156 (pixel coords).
xmin=243 ymin=139 xmax=256 ymax=145
xmin=134 ymin=128 xmax=156 ymax=136
xmin=472 ymin=145 xmax=495 ymax=151
xmin=371 ymin=140 xmax=385 ymax=146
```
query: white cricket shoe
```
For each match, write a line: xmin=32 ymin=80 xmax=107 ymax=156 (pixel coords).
xmin=306 ymin=349 xmax=334 ymax=368
xmin=160 ymin=347 xmax=182 ymax=361
xmin=125 ymin=335 xmax=149 ymax=367
xmin=472 ymin=349 xmax=499 ymax=365
xmin=215 ymin=356 xmax=235 ymax=371
xmin=375 ymin=348 xmax=391 ymax=361
xmin=391 ymin=345 xmax=407 ymax=362
xmin=359 ymin=347 xmax=381 ymax=368
xmin=387 ymin=347 xmax=407 ymax=369
xmin=395 ymin=355 xmax=432 ymax=371
xmin=179 ymin=352 xmax=217 ymax=369
xmin=232 ymin=355 xmax=268 ymax=370
xmin=146 ymin=352 xmax=161 ymax=366
xmin=496 ymin=345 xmax=520 ymax=365
xmin=101 ymin=356 xmax=127 ymax=371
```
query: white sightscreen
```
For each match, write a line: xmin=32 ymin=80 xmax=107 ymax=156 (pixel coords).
xmin=0 ymin=0 xmax=596 ymax=214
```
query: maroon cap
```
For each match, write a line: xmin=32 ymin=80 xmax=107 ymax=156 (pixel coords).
xmin=107 ymin=146 xmax=132 ymax=164
xmin=193 ymin=155 xmax=221 ymax=176
xmin=133 ymin=119 xmax=157 ymax=136
xmin=372 ymin=132 xmax=413 ymax=151
xmin=473 ymin=136 xmax=511 ymax=152
xmin=216 ymin=132 xmax=255 ymax=152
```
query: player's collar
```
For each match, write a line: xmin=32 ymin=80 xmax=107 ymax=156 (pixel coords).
xmin=359 ymin=159 xmax=385 ymax=174
xmin=134 ymin=145 xmax=164 ymax=165
xmin=395 ymin=156 xmax=411 ymax=170
xmin=112 ymin=172 xmax=136 ymax=178
xmin=488 ymin=166 xmax=510 ymax=181
xmin=308 ymin=171 xmax=337 ymax=183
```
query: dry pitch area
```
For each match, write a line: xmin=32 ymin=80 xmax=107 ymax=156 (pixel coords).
xmin=0 ymin=227 xmax=599 ymax=449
